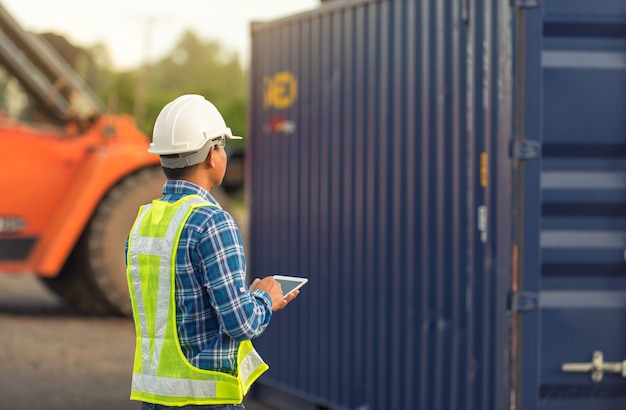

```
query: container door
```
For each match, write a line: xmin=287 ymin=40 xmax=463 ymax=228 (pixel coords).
xmin=514 ymin=1 xmax=626 ymax=409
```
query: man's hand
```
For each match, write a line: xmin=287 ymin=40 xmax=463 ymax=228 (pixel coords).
xmin=249 ymin=277 xmax=299 ymax=312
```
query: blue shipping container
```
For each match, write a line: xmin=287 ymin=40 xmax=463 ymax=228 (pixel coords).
xmin=247 ymin=0 xmax=626 ymax=409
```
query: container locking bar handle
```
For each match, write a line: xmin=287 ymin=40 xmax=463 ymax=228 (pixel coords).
xmin=562 ymin=351 xmax=626 ymax=382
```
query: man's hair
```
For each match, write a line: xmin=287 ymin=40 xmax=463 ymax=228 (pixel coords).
xmin=160 ymin=161 xmax=199 ymax=180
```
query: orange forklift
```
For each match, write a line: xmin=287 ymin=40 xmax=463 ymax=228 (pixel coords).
xmin=0 ymin=4 xmax=190 ymax=315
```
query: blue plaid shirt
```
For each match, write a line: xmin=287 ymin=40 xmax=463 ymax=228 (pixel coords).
xmin=128 ymin=180 xmax=273 ymax=373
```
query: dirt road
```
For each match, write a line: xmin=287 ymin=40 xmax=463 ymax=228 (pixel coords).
xmin=0 ymin=275 xmax=277 ymax=410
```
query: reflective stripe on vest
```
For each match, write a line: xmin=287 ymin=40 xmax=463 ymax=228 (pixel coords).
xmin=126 ymin=195 xmax=268 ymax=406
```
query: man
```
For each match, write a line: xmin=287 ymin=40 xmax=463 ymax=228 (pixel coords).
xmin=126 ymin=94 xmax=298 ymax=409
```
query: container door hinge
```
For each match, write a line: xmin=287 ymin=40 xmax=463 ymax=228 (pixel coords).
xmin=511 ymin=0 xmax=539 ymax=8
xmin=562 ymin=351 xmax=626 ymax=382
xmin=510 ymin=140 xmax=541 ymax=160
xmin=509 ymin=291 xmax=538 ymax=312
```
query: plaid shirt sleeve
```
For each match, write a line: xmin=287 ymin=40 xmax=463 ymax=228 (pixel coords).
xmin=199 ymin=209 xmax=273 ymax=341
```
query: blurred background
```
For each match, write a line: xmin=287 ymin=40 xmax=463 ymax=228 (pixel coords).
xmin=0 ymin=0 xmax=317 ymax=141
xmin=0 ymin=2 xmax=319 ymax=409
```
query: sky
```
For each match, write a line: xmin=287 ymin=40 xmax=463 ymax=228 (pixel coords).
xmin=2 ymin=0 xmax=319 ymax=69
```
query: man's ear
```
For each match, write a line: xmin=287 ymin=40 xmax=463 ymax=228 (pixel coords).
xmin=204 ymin=146 xmax=215 ymax=168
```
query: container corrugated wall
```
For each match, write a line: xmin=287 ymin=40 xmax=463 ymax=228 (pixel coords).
xmin=247 ymin=0 xmax=512 ymax=408
xmin=248 ymin=0 xmax=626 ymax=408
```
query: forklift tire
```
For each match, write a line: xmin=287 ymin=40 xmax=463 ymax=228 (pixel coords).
xmin=81 ymin=165 xmax=167 ymax=315
xmin=42 ymin=166 xmax=232 ymax=316
xmin=40 ymin=234 xmax=117 ymax=315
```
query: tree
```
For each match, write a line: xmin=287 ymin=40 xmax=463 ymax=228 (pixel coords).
xmin=130 ymin=30 xmax=247 ymax=143
xmin=6 ymin=29 xmax=246 ymax=148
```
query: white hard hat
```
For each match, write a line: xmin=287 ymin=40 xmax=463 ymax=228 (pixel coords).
xmin=149 ymin=94 xmax=242 ymax=168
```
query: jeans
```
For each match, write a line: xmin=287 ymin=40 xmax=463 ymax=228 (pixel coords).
xmin=141 ymin=404 xmax=244 ymax=410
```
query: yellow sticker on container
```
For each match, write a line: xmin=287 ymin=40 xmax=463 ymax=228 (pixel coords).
xmin=263 ymin=71 xmax=298 ymax=109
xmin=480 ymin=152 xmax=488 ymax=188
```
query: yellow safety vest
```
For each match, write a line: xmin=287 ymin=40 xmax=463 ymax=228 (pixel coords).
xmin=126 ymin=195 xmax=268 ymax=406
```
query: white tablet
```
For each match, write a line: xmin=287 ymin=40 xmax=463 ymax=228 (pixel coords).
xmin=274 ymin=275 xmax=308 ymax=297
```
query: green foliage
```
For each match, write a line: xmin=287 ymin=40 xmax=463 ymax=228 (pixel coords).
xmin=6 ymin=30 xmax=249 ymax=147
xmin=103 ymin=71 xmax=137 ymax=114
xmin=91 ymin=30 xmax=248 ymax=142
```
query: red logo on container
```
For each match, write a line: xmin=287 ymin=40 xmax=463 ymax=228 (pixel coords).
xmin=265 ymin=114 xmax=295 ymax=134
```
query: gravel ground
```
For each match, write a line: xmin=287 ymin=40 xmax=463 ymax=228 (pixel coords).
xmin=0 ymin=274 xmax=279 ymax=410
